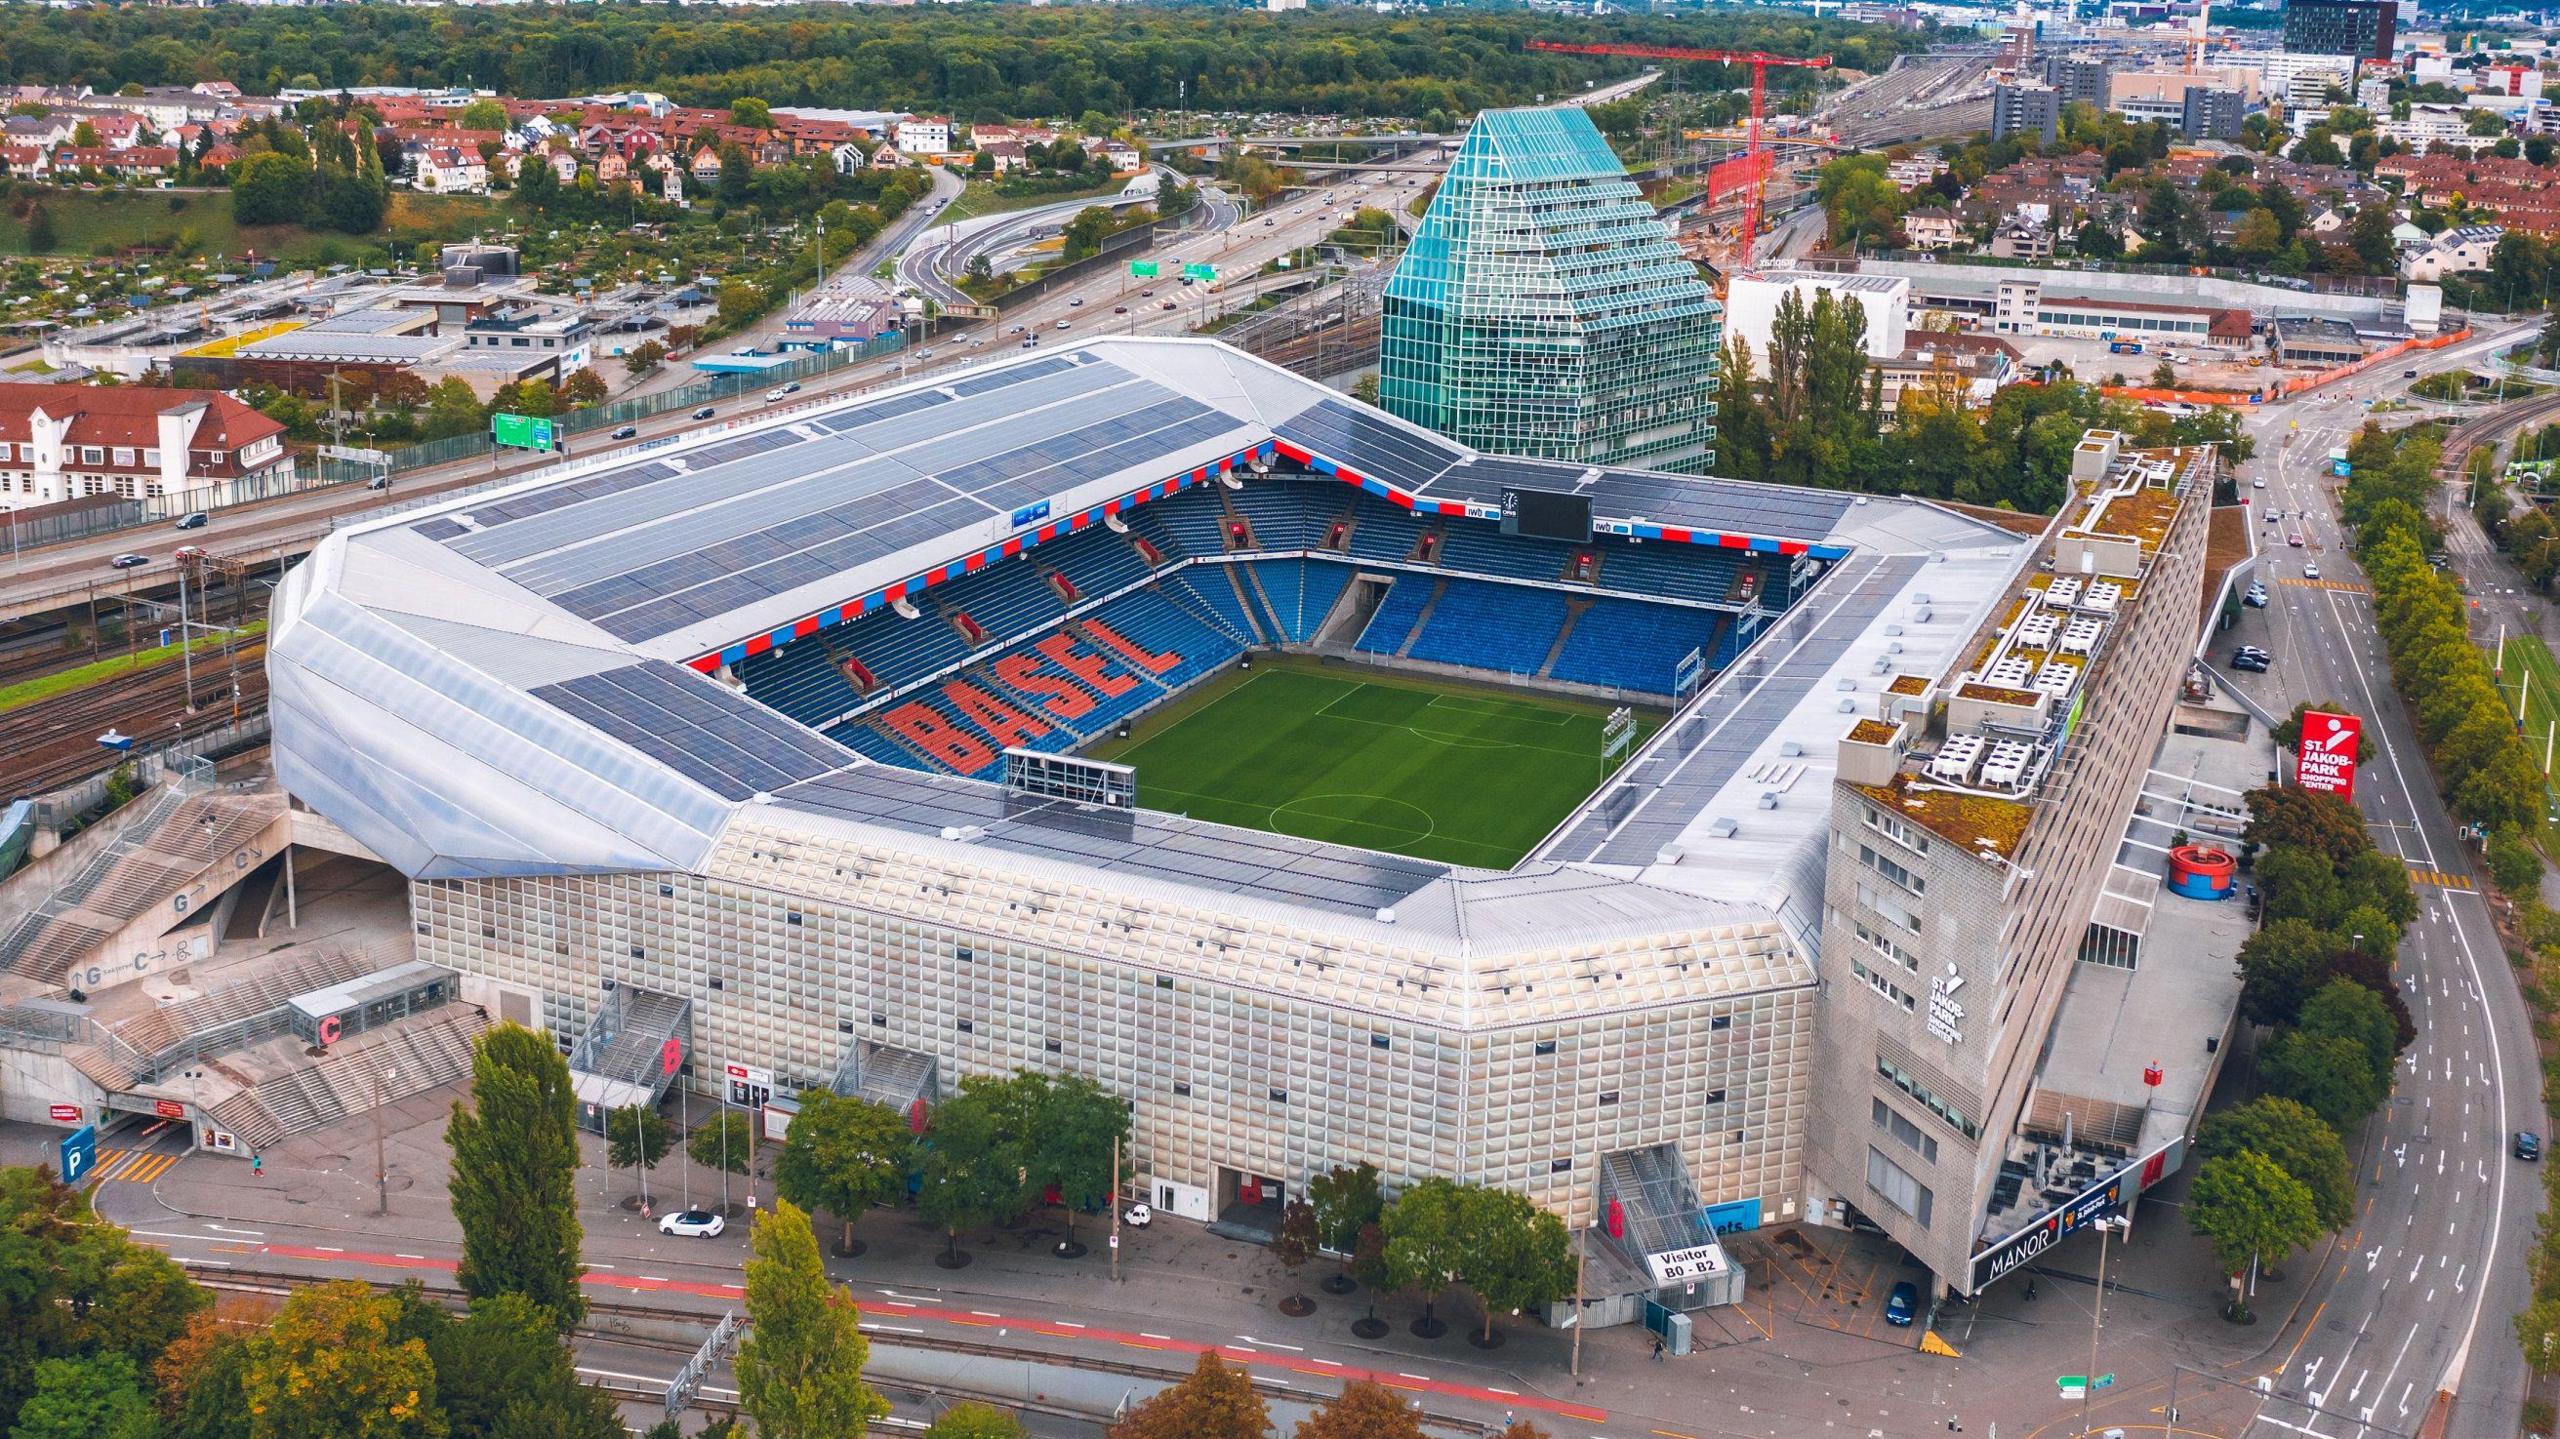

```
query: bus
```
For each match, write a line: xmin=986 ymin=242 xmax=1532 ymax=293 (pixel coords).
xmin=2328 ymin=447 xmax=2351 ymax=478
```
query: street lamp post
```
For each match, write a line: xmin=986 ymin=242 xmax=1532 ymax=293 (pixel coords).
xmin=2080 ymin=1213 xmax=2130 ymax=1438
xmin=374 ymin=1063 xmax=397 ymax=1216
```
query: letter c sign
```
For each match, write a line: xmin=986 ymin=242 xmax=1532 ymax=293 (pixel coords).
xmin=318 ymin=1014 xmax=341 ymax=1045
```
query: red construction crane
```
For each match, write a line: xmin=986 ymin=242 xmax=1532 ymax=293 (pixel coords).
xmin=1527 ymin=40 xmax=1832 ymax=268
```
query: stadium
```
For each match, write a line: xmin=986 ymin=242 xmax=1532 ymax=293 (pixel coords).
xmin=269 ymin=336 xmax=2043 ymax=1307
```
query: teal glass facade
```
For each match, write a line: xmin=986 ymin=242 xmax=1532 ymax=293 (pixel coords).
xmin=1381 ymin=107 xmax=1721 ymax=475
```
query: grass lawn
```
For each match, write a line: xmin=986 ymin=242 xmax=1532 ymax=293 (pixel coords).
xmin=2490 ymin=630 xmax=2560 ymax=823
xmin=0 ymin=621 xmax=267 ymax=716
xmin=0 ymin=190 xmax=499 ymax=261
xmin=939 ymin=174 xmax=1132 ymax=227
xmin=1083 ymin=657 xmax=1654 ymax=868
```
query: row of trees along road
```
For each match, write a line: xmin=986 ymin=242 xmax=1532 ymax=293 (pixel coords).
xmin=2189 ymin=774 xmax=2418 ymax=1319
xmin=1108 ymin=1351 xmax=1558 ymax=1439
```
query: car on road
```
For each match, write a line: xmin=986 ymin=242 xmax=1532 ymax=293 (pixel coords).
xmin=2251 ymin=478 xmax=2265 ymax=489
xmin=1056 ymin=319 xmax=1072 ymax=330
xmin=1020 ymin=338 xmax=1037 ymax=348
xmin=658 ymin=1209 xmax=726 ymax=1238
xmin=2244 ymin=585 xmax=2269 ymax=608
xmin=2232 ymin=646 xmax=2271 ymax=673
xmin=2405 ymin=369 xmax=2419 ymax=379
xmin=1140 ymin=289 xmax=1155 ymax=297
xmin=1068 ymin=296 xmax=1085 ymax=307
xmin=765 ymin=387 xmax=788 ymax=402
xmin=919 ymin=349 xmax=934 ymax=360
xmin=109 ymin=553 xmax=149 ymax=569
xmin=2303 ymin=562 xmax=2321 ymax=580
xmin=1884 ymin=1281 xmax=1918 ymax=1327
xmin=1161 ymin=300 xmax=1177 ymax=311
xmin=174 ymin=511 xmax=209 ymax=530
xmin=1113 ymin=305 xmax=1129 ymax=314
xmin=2519 ymin=1131 xmax=2543 ymax=1162
xmin=366 ymin=474 xmax=393 ymax=491
xmin=783 ymin=381 xmax=801 ymax=394
xmin=2287 ymin=533 xmax=2305 ymax=547
xmin=173 ymin=546 xmax=206 ymax=563
xmin=692 ymin=406 xmax=717 ymax=420
xmin=1008 ymin=325 xmax=1026 ymax=336
xmin=611 ymin=425 xmax=638 ymax=440
xmin=1263 ymin=217 xmax=1276 ymax=226
xmin=1123 ymin=1203 xmax=1153 ymax=1228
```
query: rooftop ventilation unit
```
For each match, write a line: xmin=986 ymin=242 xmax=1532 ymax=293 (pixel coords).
xmin=2046 ymin=577 xmax=2084 ymax=608
xmin=1987 ymin=656 xmax=2033 ymax=689
xmin=1708 ymin=817 xmax=1740 ymax=839
xmin=2033 ymin=662 xmax=2079 ymax=700
xmin=2059 ymin=616 xmax=2105 ymax=655
xmin=2016 ymin=613 xmax=2059 ymax=649
xmin=1930 ymin=734 xmax=1986 ymax=784
xmin=1980 ymin=738 xmax=2034 ymax=788
xmin=2085 ymin=581 xmax=2123 ymax=613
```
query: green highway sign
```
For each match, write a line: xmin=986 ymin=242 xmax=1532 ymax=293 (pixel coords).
xmin=1182 ymin=262 xmax=1217 ymax=281
xmin=490 ymin=413 xmax=554 ymax=452
xmin=1129 ymin=260 xmax=1160 ymax=278
xmin=2056 ymin=1375 xmax=2088 ymax=1396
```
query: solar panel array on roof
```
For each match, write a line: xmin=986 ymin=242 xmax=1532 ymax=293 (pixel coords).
xmin=530 ymin=662 xmax=851 ymax=801
xmin=946 ymin=353 xmax=1078 ymax=396
xmin=809 ymin=388 xmax=949 ymax=435
xmin=775 ymin=764 xmax=1449 ymax=916
xmin=411 ymin=517 xmax=469 ymax=543
xmin=452 ymin=463 xmax=683 ymax=542
xmin=1277 ymin=398 xmax=1463 ymax=492
xmin=936 ymin=396 xmax=1238 ymax=509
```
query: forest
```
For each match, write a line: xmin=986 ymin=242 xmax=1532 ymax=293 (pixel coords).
xmin=0 ymin=6 xmax=1925 ymax=119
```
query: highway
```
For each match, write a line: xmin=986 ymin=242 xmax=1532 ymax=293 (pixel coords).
xmin=2203 ymin=320 xmax=2546 ymax=1439
xmin=0 ymin=163 xmax=1422 ymax=629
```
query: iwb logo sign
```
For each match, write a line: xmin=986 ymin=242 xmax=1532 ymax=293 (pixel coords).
xmin=2294 ymin=711 xmax=2361 ymax=801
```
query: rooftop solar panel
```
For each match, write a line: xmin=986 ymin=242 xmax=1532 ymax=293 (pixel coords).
xmin=1277 ymin=399 xmax=1463 ymax=492
xmin=530 ymin=662 xmax=851 ymax=801
xmin=947 ymin=354 xmax=1078 ymax=396
xmin=411 ymin=517 xmax=468 ymax=543
xmin=810 ymin=388 xmax=951 ymax=436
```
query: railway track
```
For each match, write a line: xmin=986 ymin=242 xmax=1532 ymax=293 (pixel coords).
xmin=2437 ymin=387 xmax=2560 ymax=480
xmin=0 ymin=639 xmax=267 ymax=795
xmin=187 ymin=1262 xmax=1513 ymax=1435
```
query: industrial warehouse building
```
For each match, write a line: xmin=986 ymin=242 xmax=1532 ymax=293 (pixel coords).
xmin=263 ymin=336 xmax=2223 ymax=1309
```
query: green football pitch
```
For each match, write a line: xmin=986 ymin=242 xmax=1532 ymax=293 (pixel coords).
xmin=1084 ymin=659 xmax=1654 ymax=868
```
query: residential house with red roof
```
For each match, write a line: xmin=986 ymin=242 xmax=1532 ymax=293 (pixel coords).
xmin=0 ymin=384 xmax=290 ymax=510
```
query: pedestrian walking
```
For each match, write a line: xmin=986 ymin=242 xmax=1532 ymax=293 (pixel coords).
xmin=2024 ymin=1278 xmax=2037 ymax=1301
xmin=1651 ymin=1336 xmax=1666 ymax=1362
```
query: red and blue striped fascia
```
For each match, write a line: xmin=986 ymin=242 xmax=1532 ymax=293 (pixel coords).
xmin=687 ymin=441 xmax=1279 ymax=673
xmin=1268 ymin=438 xmax=1854 ymax=565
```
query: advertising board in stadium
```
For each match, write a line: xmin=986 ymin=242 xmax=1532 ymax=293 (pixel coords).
xmin=2294 ymin=710 xmax=2361 ymax=801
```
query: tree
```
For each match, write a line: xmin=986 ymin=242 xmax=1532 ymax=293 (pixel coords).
xmin=1380 ymin=1178 xmax=1467 ymax=1338
xmin=2299 ymin=977 xmax=2403 ymax=1089
xmin=2519 ymin=1297 xmax=2560 ymax=1377
xmin=446 ymin=1022 xmax=586 ymax=1331
xmin=2262 ymin=1028 xmax=2383 ymax=1131
xmin=689 ymin=1112 xmax=755 ymax=1177
xmin=458 ymin=100 xmax=508 ymax=132
xmin=923 ymin=1402 xmax=1027 ymax=1439
xmin=2244 ymin=782 xmax=2366 ymax=862
xmin=1274 ymin=1200 xmax=1320 ymax=1316
xmin=2150 ymin=359 xmax=2179 ymax=388
xmin=916 ymin=1085 xmax=1022 ymax=1268
xmin=1453 ymin=1186 xmax=1574 ymax=1346
xmin=2194 ymin=1096 xmax=2354 ymax=1230
xmin=1293 ymin=1379 xmax=1425 ymax=1439
xmin=0 ymin=1167 xmax=206 ymax=1434
xmin=1492 ymin=1424 xmax=1553 ymax=1439
xmin=24 ymin=204 xmax=53 ymax=255
xmin=733 ymin=1200 xmax=888 ymax=1439
xmin=2186 ymin=1151 xmax=2320 ymax=1320
xmin=1027 ymin=1072 xmax=1129 ymax=1256
xmin=1105 ymin=1352 xmax=1266 ymax=1439
xmin=557 ymin=368 xmax=607 ymax=408
xmin=1062 ymin=204 xmax=1113 ymax=262
xmin=426 ymin=1293 xmax=619 ymax=1439
xmin=729 ymin=98 xmax=771 ymax=129
xmin=774 ymin=1090 xmax=911 ymax=1256
xmin=11 ymin=1353 xmax=157 ymax=1439
xmin=229 ymin=152 xmax=309 ymax=227
xmin=155 ymin=1314 xmax=249 ymax=1439
xmin=2235 ymin=918 xmax=2339 ymax=1029
xmin=716 ymin=280 xmax=764 ymax=329
xmin=604 ymin=1104 xmax=672 ymax=1198
xmin=1306 ymin=1162 xmax=1384 ymax=1291
xmin=239 ymin=1282 xmax=443 ymax=1439
xmin=622 ymin=339 xmax=668 ymax=377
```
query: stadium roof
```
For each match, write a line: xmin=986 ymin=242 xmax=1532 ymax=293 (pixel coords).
xmin=271 ymin=337 xmax=2035 ymax=956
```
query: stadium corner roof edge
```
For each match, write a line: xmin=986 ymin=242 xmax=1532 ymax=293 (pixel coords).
xmin=269 ymin=336 xmax=2037 ymax=958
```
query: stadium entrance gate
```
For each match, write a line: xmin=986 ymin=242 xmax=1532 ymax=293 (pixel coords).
xmin=1212 ymin=1165 xmax=1289 ymax=1242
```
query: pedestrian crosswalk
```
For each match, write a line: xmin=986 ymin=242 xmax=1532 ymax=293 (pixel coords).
xmin=2408 ymin=867 xmax=2475 ymax=891
xmin=2279 ymin=577 xmax=2369 ymax=595
xmin=90 ymin=1148 xmax=182 ymax=1185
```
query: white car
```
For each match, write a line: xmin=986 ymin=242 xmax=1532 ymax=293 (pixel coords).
xmin=2252 ymin=478 xmax=2265 ymax=488
xmin=1122 ymin=1203 xmax=1154 ymax=1228
xmin=765 ymin=387 xmax=787 ymax=402
xmin=658 ymin=1209 xmax=725 ymax=1238
xmin=2304 ymin=562 xmax=2321 ymax=580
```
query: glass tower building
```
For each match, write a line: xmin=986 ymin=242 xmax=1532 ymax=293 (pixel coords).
xmin=1380 ymin=107 xmax=1721 ymax=475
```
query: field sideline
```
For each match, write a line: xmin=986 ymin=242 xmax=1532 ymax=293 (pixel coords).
xmin=1084 ymin=656 xmax=1655 ymax=868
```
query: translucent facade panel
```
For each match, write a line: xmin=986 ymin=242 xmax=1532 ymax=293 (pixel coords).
xmin=1381 ymin=107 xmax=1722 ymax=476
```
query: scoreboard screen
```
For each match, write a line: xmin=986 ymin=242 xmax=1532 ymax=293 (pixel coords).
xmin=1500 ymin=487 xmax=1593 ymax=544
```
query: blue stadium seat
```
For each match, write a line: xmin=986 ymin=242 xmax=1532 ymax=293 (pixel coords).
xmin=1167 ymin=568 xmax=1260 ymax=645
xmin=1294 ymin=561 xmax=1354 ymax=641
xmin=1227 ymin=482 xmax=1331 ymax=550
xmin=947 ymin=554 xmax=1064 ymax=644
xmin=1342 ymin=502 xmax=1431 ymax=563
xmin=1403 ymin=579 xmax=1568 ymax=677
xmin=1548 ymin=599 xmax=1729 ymax=694
xmin=1045 ymin=530 xmax=1155 ymax=598
xmin=1433 ymin=523 xmax=1581 ymax=583
xmin=1354 ymin=577 xmax=1435 ymax=656
xmin=739 ymin=636 xmax=868 ymax=730
xmin=1592 ymin=539 xmax=1753 ymax=606
xmin=832 ymin=719 xmax=933 ymax=772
